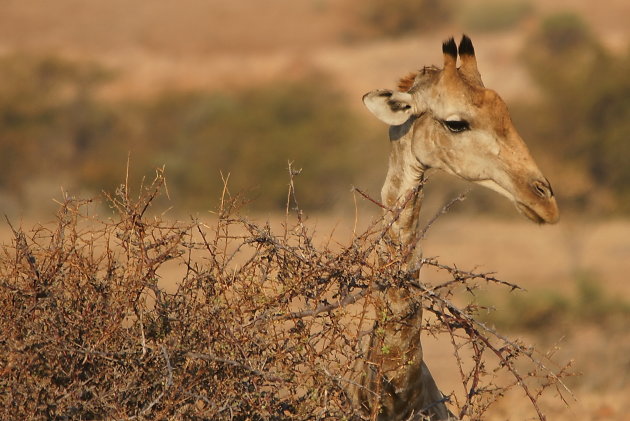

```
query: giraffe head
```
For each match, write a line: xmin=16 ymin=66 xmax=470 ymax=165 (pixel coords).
xmin=363 ymin=35 xmax=559 ymax=224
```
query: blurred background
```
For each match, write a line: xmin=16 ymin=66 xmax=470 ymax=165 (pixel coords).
xmin=1 ymin=1 xmax=629 ymax=419
xmin=1 ymin=0 xmax=629 ymax=217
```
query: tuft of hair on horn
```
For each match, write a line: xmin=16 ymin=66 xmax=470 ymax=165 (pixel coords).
xmin=442 ymin=37 xmax=457 ymax=59
xmin=457 ymin=34 xmax=484 ymax=86
xmin=458 ymin=34 xmax=475 ymax=57
xmin=442 ymin=37 xmax=457 ymax=69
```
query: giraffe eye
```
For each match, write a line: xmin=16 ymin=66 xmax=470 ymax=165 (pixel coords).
xmin=443 ymin=119 xmax=470 ymax=133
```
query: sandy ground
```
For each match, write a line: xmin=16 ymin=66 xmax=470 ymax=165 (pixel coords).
xmin=416 ymin=216 xmax=630 ymax=420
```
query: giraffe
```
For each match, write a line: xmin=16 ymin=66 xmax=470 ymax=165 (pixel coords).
xmin=352 ymin=35 xmax=559 ymax=420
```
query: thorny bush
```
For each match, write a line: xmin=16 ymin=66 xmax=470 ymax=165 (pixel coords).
xmin=0 ymin=170 xmax=572 ymax=420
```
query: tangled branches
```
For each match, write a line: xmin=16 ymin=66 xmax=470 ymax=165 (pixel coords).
xmin=0 ymin=171 xmax=572 ymax=420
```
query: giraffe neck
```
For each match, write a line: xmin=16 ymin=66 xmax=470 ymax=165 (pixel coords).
xmin=381 ymin=119 xmax=426 ymax=253
xmin=376 ymin=151 xmax=426 ymax=392
xmin=362 ymin=126 xmax=450 ymax=420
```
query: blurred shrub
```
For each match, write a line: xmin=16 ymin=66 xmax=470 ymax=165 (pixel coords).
xmin=0 ymin=54 xmax=120 ymax=196
xmin=493 ymin=289 xmax=571 ymax=331
xmin=481 ymin=274 xmax=630 ymax=332
xmin=358 ymin=0 xmax=454 ymax=38
xmin=139 ymin=75 xmax=367 ymax=210
xmin=574 ymin=272 xmax=630 ymax=323
xmin=0 ymin=54 xmax=381 ymax=213
xmin=537 ymin=12 xmax=593 ymax=52
xmin=458 ymin=1 xmax=534 ymax=32
xmin=516 ymin=13 xmax=630 ymax=214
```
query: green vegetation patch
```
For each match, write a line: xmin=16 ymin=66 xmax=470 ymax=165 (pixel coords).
xmin=459 ymin=1 xmax=534 ymax=32
xmin=358 ymin=0 xmax=453 ymax=38
xmin=480 ymin=274 xmax=630 ymax=332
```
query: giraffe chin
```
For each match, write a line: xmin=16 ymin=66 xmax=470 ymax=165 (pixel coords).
xmin=516 ymin=202 xmax=558 ymax=225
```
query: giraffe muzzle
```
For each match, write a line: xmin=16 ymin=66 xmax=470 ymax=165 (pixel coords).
xmin=516 ymin=181 xmax=559 ymax=224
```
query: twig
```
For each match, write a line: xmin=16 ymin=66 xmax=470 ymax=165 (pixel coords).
xmin=245 ymin=288 xmax=370 ymax=327
xmin=138 ymin=345 xmax=174 ymax=416
xmin=352 ymin=187 xmax=387 ymax=210
xmin=418 ymin=190 xmax=469 ymax=241
xmin=185 ymin=352 xmax=286 ymax=383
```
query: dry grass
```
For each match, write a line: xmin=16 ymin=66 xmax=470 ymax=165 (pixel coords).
xmin=0 ymin=170 xmax=577 ymax=420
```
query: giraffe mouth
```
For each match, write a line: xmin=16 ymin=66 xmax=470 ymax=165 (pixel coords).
xmin=476 ymin=179 xmax=558 ymax=224
xmin=516 ymin=202 xmax=546 ymax=224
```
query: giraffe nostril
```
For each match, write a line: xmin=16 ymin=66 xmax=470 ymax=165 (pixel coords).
xmin=532 ymin=179 xmax=553 ymax=199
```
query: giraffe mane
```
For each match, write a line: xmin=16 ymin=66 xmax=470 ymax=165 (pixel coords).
xmin=397 ymin=72 xmax=418 ymax=92
xmin=397 ymin=66 xmax=441 ymax=92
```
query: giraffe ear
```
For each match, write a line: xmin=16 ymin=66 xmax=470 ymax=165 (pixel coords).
xmin=362 ymin=89 xmax=417 ymax=126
